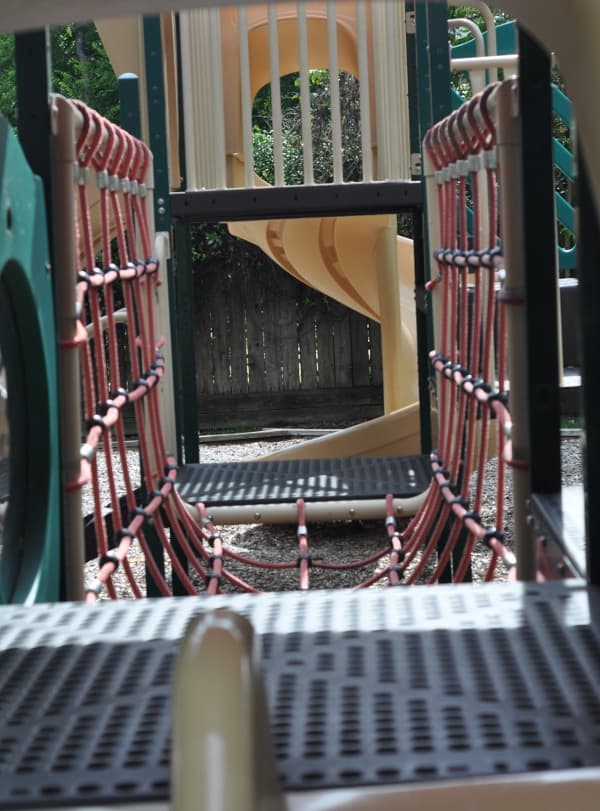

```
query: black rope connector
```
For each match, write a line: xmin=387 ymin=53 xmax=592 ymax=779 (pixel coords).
xmin=101 ymin=263 xmax=119 ymax=278
xmin=130 ymin=506 xmax=151 ymax=524
xmin=208 ymin=554 xmax=223 ymax=568
xmin=205 ymin=572 xmax=222 ymax=587
xmin=389 ymin=547 xmax=406 ymax=563
xmin=164 ymin=462 xmax=178 ymax=476
xmin=296 ymin=554 xmax=313 ymax=568
xmin=462 ymin=510 xmax=482 ymax=525
xmin=460 ymin=373 xmax=474 ymax=390
xmin=150 ymin=490 xmax=165 ymax=504
xmin=466 ymin=250 xmax=481 ymax=269
xmin=144 ymin=369 xmax=160 ymax=384
xmin=431 ymin=352 xmax=448 ymax=367
xmin=480 ymin=246 xmax=503 ymax=269
xmin=487 ymin=390 xmax=509 ymax=407
xmin=483 ymin=528 xmax=506 ymax=547
xmin=95 ymin=400 xmax=114 ymax=417
xmin=116 ymin=528 xmax=135 ymax=541
xmin=77 ymin=270 xmax=91 ymax=285
xmin=119 ymin=261 xmax=137 ymax=273
xmin=472 ymin=378 xmax=492 ymax=394
xmin=207 ymin=534 xmax=218 ymax=548
xmin=110 ymin=387 xmax=129 ymax=404
xmin=389 ymin=564 xmax=404 ymax=578
xmin=98 ymin=550 xmax=120 ymax=571
xmin=86 ymin=414 xmax=106 ymax=432
xmin=135 ymin=377 xmax=151 ymax=390
xmin=449 ymin=496 xmax=469 ymax=509
xmin=453 ymin=363 xmax=469 ymax=378
xmin=438 ymin=480 xmax=454 ymax=494
xmin=158 ymin=476 xmax=174 ymax=491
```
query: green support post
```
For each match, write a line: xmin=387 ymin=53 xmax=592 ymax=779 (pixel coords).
xmin=143 ymin=15 xmax=199 ymax=476
xmin=405 ymin=1 xmax=433 ymax=455
xmin=577 ymin=148 xmax=600 ymax=585
xmin=15 ymin=29 xmax=53 ymax=245
xmin=173 ymin=220 xmax=200 ymax=466
xmin=118 ymin=72 xmax=169 ymax=597
xmin=518 ymin=27 xmax=561 ymax=497
xmin=414 ymin=2 xmax=467 ymax=582
xmin=142 ymin=20 xmax=194 ymax=594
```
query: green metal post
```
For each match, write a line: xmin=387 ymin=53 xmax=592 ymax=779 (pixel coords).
xmin=143 ymin=16 xmax=195 ymax=476
xmin=118 ymin=73 xmax=167 ymax=597
xmin=173 ymin=220 xmax=200 ymax=466
xmin=119 ymin=73 xmax=143 ymax=138
xmin=518 ymin=27 xmax=561 ymax=497
xmin=577 ymin=148 xmax=600 ymax=585
xmin=141 ymin=20 xmax=193 ymax=594
xmin=405 ymin=1 xmax=433 ymax=455
xmin=15 ymin=29 xmax=52 ymax=237
xmin=414 ymin=2 xmax=468 ymax=582
xmin=414 ymin=1 xmax=452 ymax=138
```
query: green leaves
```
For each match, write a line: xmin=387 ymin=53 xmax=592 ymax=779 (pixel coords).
xmin=0 ymin=24 xmax=118 ymax=127
xmin=251 ymin=69 xmax=363 ymax=185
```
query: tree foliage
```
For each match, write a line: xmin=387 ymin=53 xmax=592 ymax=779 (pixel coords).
xmin=0 ymin=24 xmax=118 ymax=128
xmin=252 ymin=69 xmax=363 ymax=185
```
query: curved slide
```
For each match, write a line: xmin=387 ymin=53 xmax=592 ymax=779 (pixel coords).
xmin=229 ymin=213 xmax=421 ymax=459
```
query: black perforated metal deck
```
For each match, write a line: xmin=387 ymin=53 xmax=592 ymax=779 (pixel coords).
xmin=1 ymin=582 xmax=600 ymax=807
xmin=176 ymin=454 xmax=431 ymax=505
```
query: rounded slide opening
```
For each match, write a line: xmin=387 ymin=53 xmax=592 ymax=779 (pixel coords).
xmin=0 ymin=262 xmax=54 ymax=603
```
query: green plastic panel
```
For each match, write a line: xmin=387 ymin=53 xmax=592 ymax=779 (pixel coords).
xmin=0 ymin=116 xmax=60 ymax=604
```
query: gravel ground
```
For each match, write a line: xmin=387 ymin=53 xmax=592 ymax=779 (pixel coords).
xmin=83 ymin=434 xmax=583 ymax=597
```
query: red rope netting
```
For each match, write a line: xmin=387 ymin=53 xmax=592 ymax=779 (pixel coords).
xmin=67 ymin=91 xmax=517 ymax=599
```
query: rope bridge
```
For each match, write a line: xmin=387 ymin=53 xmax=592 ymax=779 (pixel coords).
xmin=67 ymin=86 xmax=517 ymax=600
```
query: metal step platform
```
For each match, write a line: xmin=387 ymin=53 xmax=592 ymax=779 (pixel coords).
xmin=1 ymin=581 xmax=600 ymax=807
xmin=176 ymin=455 xmax=431 ymax=506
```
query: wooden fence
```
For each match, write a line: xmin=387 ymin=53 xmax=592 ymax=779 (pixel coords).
xmin=193 ymin=260 xmax=384 ymax=429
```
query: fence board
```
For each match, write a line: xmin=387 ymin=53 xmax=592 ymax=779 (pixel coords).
xmin=369 ymin=321 xmax=383 ymax=386
xmin=331 ymin=301 xmax=353 ymax=387
xmin=242 ymin=266 xmax=265 ymax=392
xmin=228 ymin=270 xmax=247 ymax=394
xmin=196 ymin=267 xmax=216 ymax=395
xmin=260 ymin=269 xmax=282 ymax=391
xmin=349 ymin=310 xmax=370 ymax=386
xmin=298 ymin=305 xmax=318 ymax=389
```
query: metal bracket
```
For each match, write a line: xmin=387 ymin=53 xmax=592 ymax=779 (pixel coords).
xmin=411 ymin=152 xmax=423 ymax=177
xmin=405 ymin=10 xmax=416 ymax=35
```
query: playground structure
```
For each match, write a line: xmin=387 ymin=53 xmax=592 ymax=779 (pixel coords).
xmin=1 ymin=1 xmax=600 ymax=810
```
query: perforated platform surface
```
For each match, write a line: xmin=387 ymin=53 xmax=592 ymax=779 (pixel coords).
xmin=176 ymin=454 xmax=431 ymax=505
xmin=1 ymin=582 xmax=600 ymax=807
